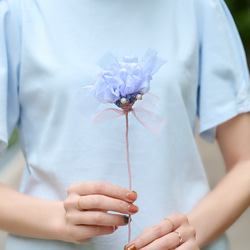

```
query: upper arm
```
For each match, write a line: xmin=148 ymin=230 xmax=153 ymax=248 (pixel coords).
xmin=216 ymin=112 xmax=250 ymax=171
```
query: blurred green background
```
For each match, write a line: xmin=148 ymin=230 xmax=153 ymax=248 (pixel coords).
xmin=225 ymin=0 xmax=250 ymax=62
xmin=8 ymin=129 xmax=18 ymax=148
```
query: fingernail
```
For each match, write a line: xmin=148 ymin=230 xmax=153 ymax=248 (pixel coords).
xmin=124 ymin=244 xmax=137 ymax=250
xmin=124 ymin=215 xmax=132 ymax=224
xmin=127 ymin=191 xmax=137 ymax=201
xmin=132 ymin=191 xmax=137 ymax=196
xmin=128 ymin=204 xmax=139 ymax=213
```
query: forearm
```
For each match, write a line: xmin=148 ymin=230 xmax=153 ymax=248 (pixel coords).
xmin=0 ymin=183 xmax=65 ymax=240
xmin=188 ymin=160 xmax=250 ymax=248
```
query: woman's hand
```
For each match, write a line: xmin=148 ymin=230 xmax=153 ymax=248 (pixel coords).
xmin=62 ymin=181 xmax=138 ymax=244
xmin=124 ymin=214 xmax=199 ymax=250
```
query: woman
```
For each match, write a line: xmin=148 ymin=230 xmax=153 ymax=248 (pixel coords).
xmin=0 ymin=0 xmax=250 ymax=249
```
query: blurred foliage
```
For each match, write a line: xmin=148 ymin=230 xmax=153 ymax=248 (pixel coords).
xmin=225 ymin=0 xmax=250 ymax=60
xmin=8 ymin=129 xmax=18 ymax=148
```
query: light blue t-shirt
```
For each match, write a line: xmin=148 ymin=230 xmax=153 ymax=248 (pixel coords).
xmin=0 ymin=0 xmax=249 ymax=249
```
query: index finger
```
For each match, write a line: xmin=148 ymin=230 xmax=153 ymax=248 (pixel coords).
xmin=68 ymin=181 xmax=137 ymax=202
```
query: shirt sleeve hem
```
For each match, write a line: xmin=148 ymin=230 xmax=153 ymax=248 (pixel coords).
xmin=199 ymin=98 xmax=250 ymax=142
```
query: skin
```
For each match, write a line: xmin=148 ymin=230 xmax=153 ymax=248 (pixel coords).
xmin=0 ymin=113 xmax=250 ymax=249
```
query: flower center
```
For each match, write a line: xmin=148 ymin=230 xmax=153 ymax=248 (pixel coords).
xmin=120 ymin=101 xmax=136 ymax=114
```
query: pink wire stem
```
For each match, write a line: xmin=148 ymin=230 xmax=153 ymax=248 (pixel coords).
xmin=125 ymin=113 xmax=132 ymax=243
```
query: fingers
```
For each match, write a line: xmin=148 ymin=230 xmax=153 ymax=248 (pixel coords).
xmin=68 ymin=181 xmax=137 ymax=203
xmin=177 ymin=239 xmax=199 ymax=250
xmin=64 ymin=181 xmax=139 ymax=244
xmin=124 ymin=214 xmax=198 ymax=250
xmin=77 ymin=194 xmax=139 ymax=214
xmin=66 ymin=224 xmax=117 ymax=244
xmin=66 ymin=210 xmax=131 ymax=227
xmin=65 ymin=182 xmax=138 ymax=220
xmin=124 ymin=215 xmax=180 ymax=249
xmin=129 ymin=218 xmax=175 ymax=247
xmin=140 ymin=228 xmax=198 ymax=250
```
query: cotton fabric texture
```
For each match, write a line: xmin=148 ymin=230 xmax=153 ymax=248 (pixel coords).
xmin=0 ymin=0 xmax=249 ymax=249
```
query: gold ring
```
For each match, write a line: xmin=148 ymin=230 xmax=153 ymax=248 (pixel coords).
xmin=164 ymin=217 xmax=175 ymax=231
xmin=174 ymin=231 xmax=183 ymax=245
xmin=78 ymin=196 xmax=83 ymax=211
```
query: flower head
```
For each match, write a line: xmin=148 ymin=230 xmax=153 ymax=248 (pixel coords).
xmin=92 ymin=49 xmax=166 ymax=107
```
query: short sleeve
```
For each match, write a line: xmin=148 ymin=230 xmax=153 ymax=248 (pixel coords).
xmin=196 ymin=0 xmax=250 ymax=142
xmin=0 ymin=0 xmax=21 ymax=154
